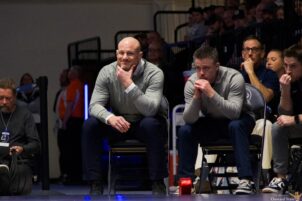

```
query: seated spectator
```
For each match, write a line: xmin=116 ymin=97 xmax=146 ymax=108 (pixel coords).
xmin=240 ymin=35 xmax=279 ymax=115
xmin=266 ymin=49 xmax=285 ymax=78
xmin=81 ymin=37 xmax=168 ymax=195
xmin=16 ymin=73 xmax=40 ymax=126
xmin=233 ymin=9 xmax=248 ymax=30
xmin=262 ymin=44 xmax=302 ymax=193
xmin=275 ymin=6 xmax=284 ymax=20
xmin=177 ymin=46 xmax=256 ymax=195
xmin=240 ymin=36 xmax=280 ymax=173
xmin=16 ymin=73 xmax=40 ymax=182
xmin=0 ymin=78 xmax=40 ymax=195
xmin=184 ymin=7 xmax=208 ymax=41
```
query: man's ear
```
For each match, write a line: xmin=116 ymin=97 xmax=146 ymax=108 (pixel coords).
xmin=216 ymin=62 xmax=220 ymax=69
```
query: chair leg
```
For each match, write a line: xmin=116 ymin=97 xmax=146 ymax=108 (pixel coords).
xmin=108 ymin=150 xmax=111 ymax=195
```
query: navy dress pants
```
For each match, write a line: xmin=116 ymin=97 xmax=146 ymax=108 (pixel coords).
xmin=177 ymin=113 xmax=255 ymax=181
xmin=82 ymin=116 xmax=168 ymax=182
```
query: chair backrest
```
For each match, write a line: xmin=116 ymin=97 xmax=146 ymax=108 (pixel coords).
xmin=245 ymin=83 xmax=266 ymax=119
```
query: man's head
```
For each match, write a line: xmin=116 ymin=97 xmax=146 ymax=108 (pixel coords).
xmin=116 ymin=37 xmax=143 ymax=71
xmin=0 ymin=78 xmax=17 ymax=113
xmin=68 ymin=65 xmax=82 ymax=81
xmin=242 ymin=35 xmax=265 ymax=67
xmin=193 ymin=46 xmax=220 ymax=83
xmin=283 ymin=44 xmax=302 ymax=82
xmin=147 ymin=41 xmax=164 ymax=65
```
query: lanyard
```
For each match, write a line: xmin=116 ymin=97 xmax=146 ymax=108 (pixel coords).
xmin=0 ymin=111 xmax=14 ymax=132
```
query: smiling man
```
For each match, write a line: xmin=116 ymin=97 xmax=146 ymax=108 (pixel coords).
xmin=176 ymin=46 xmax=256 ymax=194
xmin=81 ymin=37 xmax=168 ymax=195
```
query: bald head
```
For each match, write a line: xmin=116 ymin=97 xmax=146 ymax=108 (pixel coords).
xmin=116 ymin=37 xmax=143 ymax=71
xmin=118 ymin=37 xmax=141 ymax=52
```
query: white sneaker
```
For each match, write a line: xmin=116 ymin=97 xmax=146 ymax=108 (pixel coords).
xmin=234 ymin=179 xmax=256 ymax=195
xmin=262 ymin=177 xmax=288 ymax=193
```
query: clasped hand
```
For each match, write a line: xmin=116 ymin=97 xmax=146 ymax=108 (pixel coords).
xmin=194 ymin=79 xmax=215 ymax=98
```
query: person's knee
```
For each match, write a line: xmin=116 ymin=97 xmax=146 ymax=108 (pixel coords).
xmin=177 ymin=125 xmax=193 ymax=141
xmin=271 ymin=122 xmax=284 ymax=140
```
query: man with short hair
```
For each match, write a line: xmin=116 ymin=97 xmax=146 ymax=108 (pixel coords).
xmin=263 ymin=44 xmax=302 ymax=193
xmin=82 ymin=37 xmax=168 ymax=195
xmin=0 ymin=78 xmax=40 ymax=195
xmin=177 ymin=46 xmax=256 ymax=194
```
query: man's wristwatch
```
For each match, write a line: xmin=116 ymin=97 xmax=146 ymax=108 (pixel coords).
xmin=294 ymin=115 xmax=300 ymax=125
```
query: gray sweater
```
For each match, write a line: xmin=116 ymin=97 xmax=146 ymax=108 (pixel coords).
xmin=89 ymin=59 xmax=164 ymax=123
xmin=183 ymin=66 xmax=251 ymax=124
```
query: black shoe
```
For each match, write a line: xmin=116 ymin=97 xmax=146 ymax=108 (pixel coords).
xmin=90 ymin=181 xmax=103 ymax=195
xmin=152 ymin=180 xmax=166 ymax=195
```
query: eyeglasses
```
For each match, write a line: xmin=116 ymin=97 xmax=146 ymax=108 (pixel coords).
xmin=242 ymin=47 xmax=262 ymax=53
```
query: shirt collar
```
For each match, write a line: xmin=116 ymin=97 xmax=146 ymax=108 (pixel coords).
xmin=133 ymin=59 xmax=145 ymax=77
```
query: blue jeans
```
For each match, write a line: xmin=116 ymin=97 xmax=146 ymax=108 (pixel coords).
xmin=177 ymin=113 xmax=255 ymax=181
xmin=81 ymin=116 xmax=168 ymax=181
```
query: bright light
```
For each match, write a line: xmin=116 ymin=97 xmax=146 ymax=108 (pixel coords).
xmin=84 ymin=84 xmax=89 ymax=120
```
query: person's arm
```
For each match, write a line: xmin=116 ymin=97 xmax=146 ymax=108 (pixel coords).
xmin=89 ymin=68 xmax=113 ymax=124
xmin=124 ymin=65 xmax=164 ymax=117
xmin=14 ymin=110 xmax=40 ymax=155
xmin=209 ymin=73 xmax=245 ymax=119
xmin=278 ymin=73 xmax=293 ymax=115
xmin=183 ymin=77 xmax=202 ymax=123
xmin=242 ymin=60 xmax=274 ymax=102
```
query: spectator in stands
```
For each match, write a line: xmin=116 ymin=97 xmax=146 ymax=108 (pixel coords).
xmin=134 ymin=33 xmax=148 ymax=59
xmin=205 ymin=15 xmax=225 ymax=37
xmin=0 ymin=78 xmax=40 ymax=195
xmin=184 ymin=7 xmax=208 ymax=42
xmin=225 ymin=0 xmax=240 ymax=9
xmin=266 ymin=49 xmax=285 ymax=78
xmin=233 ymin=9 xmax=248 ymax=30
xmin=203 ymin=5 xmax=216 ymax=21
xmin=262 ymin=2 xmax=278 ymax=23
xmin=177 ymin=46 xmax=256 ymax=195
xmin=222 ymin=9 xmax=235 ymax=31
xmin=146 ymin=31 xmax=163 ymax=45
xmin=275 ymin=6 xmax=284 ymax=20
xmin=214 ymin=5 xmax=225 ymax=18
xmin=16 ymin=73 xmax=40 ymax=183
xmin=241 ymin=35 xmax=279 ymax=113
xmin=245 ymin=4 xmax=257 ymax=25
xmin=255 ymin=2 xmax=266 ymax=23
xmin=17 ymin=73 xmax=40 ymax=127
xmin=241 ymin=36 xmax=280 ymax=175
xmin=53 ymin=68 xmax=70 ymax=183
xmin=262 ymin=44 xmax=302 ymax=193
xmin=147 ymin=41 xmax=167 ymax=70
xmin=63 ymin=65 xmax=84 ymax=184
xmin=82 ymin=37 xmax=168 ymax=195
